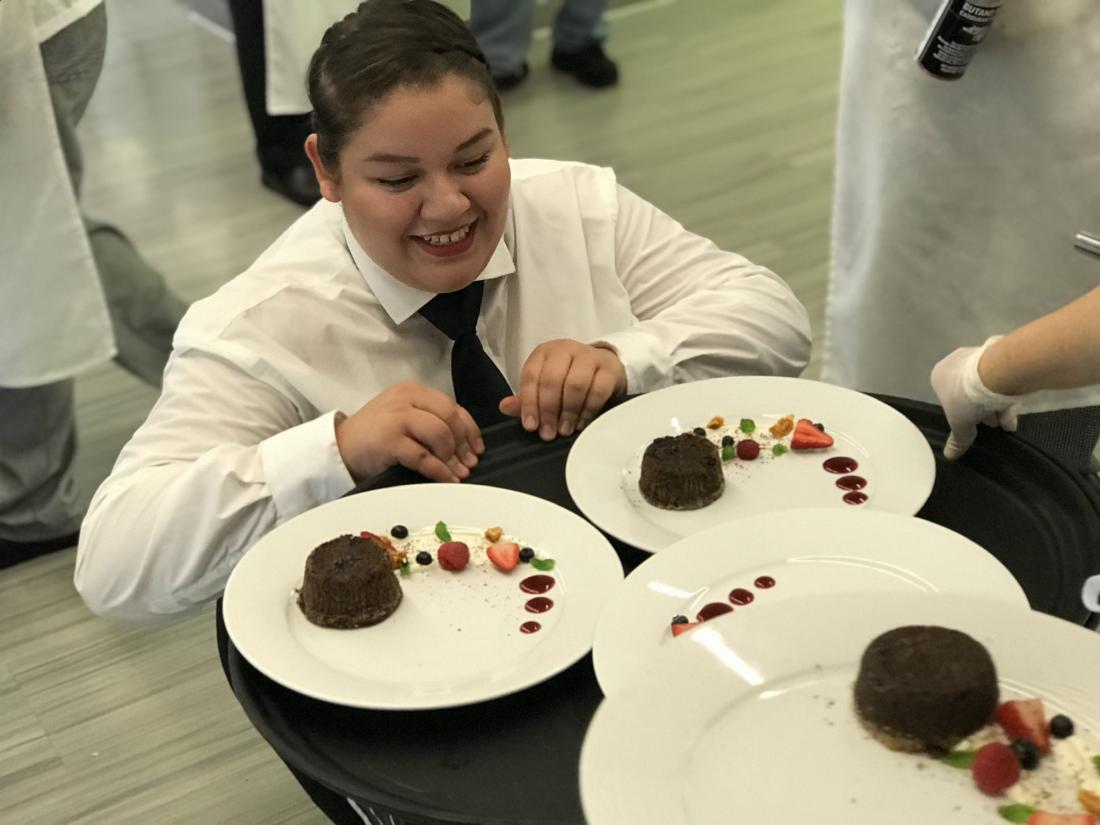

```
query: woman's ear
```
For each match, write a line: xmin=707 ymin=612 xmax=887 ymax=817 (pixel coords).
xmin=304 ymin=134 xmax=342 ymax=203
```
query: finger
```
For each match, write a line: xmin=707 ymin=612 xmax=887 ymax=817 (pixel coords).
xmin=454 ymin=403 xmax=485 ymax=459
xmin=557 ymin=355 xmax=598 ymax=437
xmin=537 ymin=349 xmax=574 ymax=441
xmin=518 ymin=350 xmax=548 ymax=433
xmin=404 ymin=409 xmax=469 ymax=479
xmin=498 ymin=394 xmax=521 ymax=418
xmin=943 ymin=425 xmax=976 ymax=460
xmin=999 ymin=403 xmax=1020 ymax=432
xmin=410 ymin=389 xmax=479 ymax=466
xmin=392 ymin=436 xmax=460 ymax=483
xmin=575 ymin=367 xmax=618 ymax=432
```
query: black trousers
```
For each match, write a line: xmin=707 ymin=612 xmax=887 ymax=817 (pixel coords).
xmin=225 ymin=0 xmax=313 ymax=174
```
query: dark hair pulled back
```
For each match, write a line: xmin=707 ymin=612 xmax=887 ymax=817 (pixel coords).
xmin=307 ymin=0 xmax=504 ymax=173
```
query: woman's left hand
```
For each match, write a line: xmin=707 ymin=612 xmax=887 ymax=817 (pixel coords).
xmin=499 ymin=339 xmax=627 ymax=440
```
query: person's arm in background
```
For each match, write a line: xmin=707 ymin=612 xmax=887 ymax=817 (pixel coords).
xmin=978 ymin=286 xmax=1100 ymax=394
xmin=931 ymin=286 xmax=1100 ymax=458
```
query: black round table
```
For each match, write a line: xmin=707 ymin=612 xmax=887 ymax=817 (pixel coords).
xmin=218 ymin=395 xmax=1100 ymax=825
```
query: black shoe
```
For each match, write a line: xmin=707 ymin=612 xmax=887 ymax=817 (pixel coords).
xmin=551 ymin=42 xmax=619 ymax=88
xmin=492 ymin=61 xmax=530 ymax=92
xmin=0 ymin=530 xmax=80 ymax=570
xmin=261 ymin=165 xmax=322 ymax=207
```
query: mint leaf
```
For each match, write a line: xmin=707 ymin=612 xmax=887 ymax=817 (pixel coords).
xmin=1093 ymin=754 xmax=1100 ymax=776
xmin=997 ymin=804 xmax=1035 ymax=823
xmin=772 ymin=443 xmax=789 ymax=456
xmin=940 ymin=749 xmax=975 ymax=769
xmin=739 ymin=418 xmax=756 ymax=435
xmin=399 ymin=559 xmax=411 ymax=577
xmin=721 ymin=444 xmax=734 ymax=462
xmin=435 ymin=521 xmax=452 ymax=542
xmin=531 ymin=557 xmax=556 ymax=571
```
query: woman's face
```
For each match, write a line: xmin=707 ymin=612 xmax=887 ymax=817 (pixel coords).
xmin=306 ymin=75 xmax=511 ymax=295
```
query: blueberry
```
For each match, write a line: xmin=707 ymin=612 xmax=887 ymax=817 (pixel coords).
xmin=721 ymin=435 xmax=734 ymax=447
xmin=391 ymin=524 xmax=409 ymax=539
xmin=415 ymin=551 xmax=433 ymax=566
xmin=1010 ymin=738 xmax=1040 ymax=770
xmin=692 ymin=427 xmax=706 ymax=437
xmin=1050 ymin=714 xmax=1074 ymax=738
xmin=670 ymin=615 xmax=689 ymax=625
xmin=519 ymin=546 xmax=535 ymax=563
xmin=813 ymin=422 xmax=825 ymax=432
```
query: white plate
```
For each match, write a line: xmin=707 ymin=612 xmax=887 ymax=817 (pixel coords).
xmin=223 ymin=484 xmax=623 ymax=709
xmin=566 ymin=377 xmax=935 ymax=552
xmin=591 ymin=508 xmax=1029 ymax=696
xmin=581 ymin=592 xmax=1100 ymax=825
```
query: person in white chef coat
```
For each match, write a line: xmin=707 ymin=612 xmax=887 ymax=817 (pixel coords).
xmin=74 ymin=0 xmax=812 ymax=625
xmin=822 ymin=0 xmax=1100 ymax=471
xmin=225 ymin=0 xmax=358 ymax=206
xmin=0 ymin=0 xmax=187 ymax=569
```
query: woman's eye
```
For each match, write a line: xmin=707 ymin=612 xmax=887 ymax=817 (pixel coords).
xmin=460 ymin=153 xmax=490 ymax=172
xmin=377 ymin=176 xmax=416 ymax=189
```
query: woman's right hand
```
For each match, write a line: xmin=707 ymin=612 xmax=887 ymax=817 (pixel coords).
xmin=334 ymin=381 xmax=484 ymax=483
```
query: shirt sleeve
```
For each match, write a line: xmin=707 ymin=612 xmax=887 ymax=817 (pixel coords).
xmin=595 ymin=183 xmax=812 ymax=394
xmin=74 ymin=348 xmax=355 ymax=622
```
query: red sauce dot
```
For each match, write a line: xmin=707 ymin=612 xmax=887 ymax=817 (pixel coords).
xmin=697 ymin=602 xmax=734 ymax=621
xmin=754 ymin=576 xmax=776 ymax=589
xmin=836 ymin=475 xmax=867 ymax=491
xmin=843 ymin=491 xmax=869 ymax=505
xmin=525 ymin=597 xmax=553 ymax=614
xmin=520 ymin=621 xmax=541 ymax=634
xmin=728 ymin=588 xmax=755 ymax=606
xmin=519 ymin=575 xmax=555 ymax=594
xmin=823 ymin=456 xmax=859 ymax=474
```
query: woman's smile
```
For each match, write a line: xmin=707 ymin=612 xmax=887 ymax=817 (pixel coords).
xmin=411 ymin=218 xmax=479 ymax=258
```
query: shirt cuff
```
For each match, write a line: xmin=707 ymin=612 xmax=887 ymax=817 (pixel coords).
xmin=592 ymin=327 xmax=672 ymax=395
xmin=258 ymin=410 xmax=356 ymax=524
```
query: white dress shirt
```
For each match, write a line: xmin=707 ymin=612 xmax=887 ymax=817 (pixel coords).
xmin=76 ymin=159 xmax=811 ymax=621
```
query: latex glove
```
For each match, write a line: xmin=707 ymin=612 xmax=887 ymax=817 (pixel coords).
xmin=930 ymin=337 xmax=1021 ymax=460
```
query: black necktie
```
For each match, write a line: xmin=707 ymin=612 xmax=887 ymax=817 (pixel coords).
xmin=418 ymin=279 xmax=511 ymax=427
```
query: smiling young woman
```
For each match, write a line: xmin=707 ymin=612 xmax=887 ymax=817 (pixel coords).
xmin=76 ymin=0 xmax=811 ymax=622
xmin=306 ymin=76 xmax=512 ymax=296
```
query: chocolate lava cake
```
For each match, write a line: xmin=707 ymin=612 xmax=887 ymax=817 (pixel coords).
xmin=639 ymin=432 xmax=724 ymax=510
xmin=297 ymin=534 xmax=402 ymax=629
xmin=854 ymin=625 xmax=999 ymax=754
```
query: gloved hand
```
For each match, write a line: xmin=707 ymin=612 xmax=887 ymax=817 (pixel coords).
xmin=930 ymin=337 xmax=1022 ymax=460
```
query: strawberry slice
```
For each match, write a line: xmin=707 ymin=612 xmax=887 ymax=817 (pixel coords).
xmin=790 ymin=418 xmax=834 ymax=450
xmin=997 ymin=699 xmax=1051 ymax=753
xmin=486 ymin=541 xmax=520 ymax=572
xmin=1026 ymin=813 xmax=1095 ymax=825
xmin=671 ymin=621 xmax=701 ymax=637
xmin=437 ymin=541 xmax=470 ymax=572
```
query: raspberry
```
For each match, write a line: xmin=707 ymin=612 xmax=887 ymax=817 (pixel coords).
xmin=437 ymin=541 xmax=470 ymax=572
xmin=971 ymin=742 xmax=1020 ymax=795
xmin=735 ymin=439 xmax=761 ymax=460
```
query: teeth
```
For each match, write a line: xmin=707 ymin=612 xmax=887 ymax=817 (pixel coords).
xmin=422 ymin=225 xmax=471 ymax=246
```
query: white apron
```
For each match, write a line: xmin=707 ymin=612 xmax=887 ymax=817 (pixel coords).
xmin=0 ymin=0 xmax=113 ymax=388
xmin=262 ymin=0 xmax=359 ymax=115
xmin=822 ymin=0 xmax=1100 ymax=410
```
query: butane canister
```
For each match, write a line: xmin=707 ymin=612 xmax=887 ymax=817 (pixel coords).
xmin=916 ymin=0 xmax=1004 ymax=79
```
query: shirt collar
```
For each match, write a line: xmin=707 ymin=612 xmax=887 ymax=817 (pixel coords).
xmin=341 ymin=209 xmax=516 ymax=325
